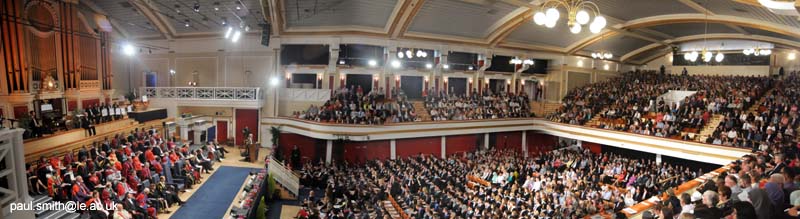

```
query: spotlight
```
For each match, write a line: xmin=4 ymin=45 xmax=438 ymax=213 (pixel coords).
xmin=231 ymin=30 xmax=242 ymax=42
xmin=391 ymin=60 xmax=401 ymax=68
xmin=425 ymin=63 xmax=433 ymax=69
xmin=169 ymin=69 xmax=176 ymax=75
xmin=214 ymin=2 xmax=220 ymax=11
xmin=184 ymin=19 xmax=190 ymax=27
xmin=368 ymin=59 xmax=377 ymax=67
xmin=193 ymin=3 xmax=200 ymax=12
xmin=122 ymin=43 xmax=135 ymax=56
xmin=397 ymin=51 xmax=404 ymax=58
xmin=222 ymin=18 xmax=227 ymax=26
xmin=245 ymin=25 xmax=250 ymax=32
xmin=224 ymin=27 xmax=233 ymax=38
xmin=443 ymin=64 xmax=450 ymax=69
xmin=269 ymin=77 xmax=279 ymax=86
xmin=236 ymin=6 xmax=241 ymax=10
xmin=468 ymin=66 xmax=474 ymax=70
xmin=338 ymin=60 xmax=345 ymax=65
xmin=406 ymin=50 xmax=413 ymax=58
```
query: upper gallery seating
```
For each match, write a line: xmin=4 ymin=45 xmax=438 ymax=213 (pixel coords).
xmin=422 ymin=89 xmax=532 ymax=121
xmin=705 ymin=72 xmax=800 ymax=151
xmin=548 ymin=71 xmax=773 ymax=141
xmin=294 ymin=86 xmax=418 ymax=124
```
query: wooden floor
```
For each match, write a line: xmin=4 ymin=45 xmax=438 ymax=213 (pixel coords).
xmin=280 ymin=206 xmax=301 ymax=219
xmin=157 ymin=146 xmax=268 ymax=219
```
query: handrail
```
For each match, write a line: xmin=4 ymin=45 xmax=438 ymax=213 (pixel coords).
xmin=267 ymin=156 xmax=299 ymax=197
xmin=387 ymin=194 xmax=410 ymax=219
xmin=264 ymin=116 xmax=751 ymax=152
xmin=140 ymin=87 xmax=262 ymax=100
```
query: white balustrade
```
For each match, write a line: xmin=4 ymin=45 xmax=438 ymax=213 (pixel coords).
xmin=140 ymin=87 xmax=262 ymax=101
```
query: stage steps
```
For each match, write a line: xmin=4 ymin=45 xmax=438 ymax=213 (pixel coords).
xmin=411 ymin=101 xmax=431 ymax=121
xmin=31 ymin=195 xmax=82 ymax=219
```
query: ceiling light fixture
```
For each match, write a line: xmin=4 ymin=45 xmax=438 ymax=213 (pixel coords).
xmin=788 ymin=52 xmax=796 ymax=60
xmin=122 ymin=43 xmax=135 ymax=56
xmin=533 ymin=0 xmax=606 ymax=34
xmin=184 ymin=19 xmax=190 ymax=27
xmin=222 ymin=17 xmax=227 ymax=26
xmin=425 ymin=63 xmax=433 ymax=69
xmin=684 ymin=3 xmax=723 ymax=63
xmin=193 ymin=3 xmax=200 ymax=12
xmin=391 ymin=60 xmax=401 ymax=68
xmin=443 ymin=64 xmax=450 ymax=69
xmin=214 ymin=2 xmax=220 ymax=11
xmin=231 ymin=30 xmax=242 ymax=42
xmin=368 ymin=59 xmax=377 ymax=67
xmin=224 ymin=27 xmax=233 ymax=38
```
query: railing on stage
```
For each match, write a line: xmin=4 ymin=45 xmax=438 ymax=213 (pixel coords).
xmin=141 ymin=87 xmax=262 ymax=101
xmin=267 ymin=156 xmax=299 ymax=197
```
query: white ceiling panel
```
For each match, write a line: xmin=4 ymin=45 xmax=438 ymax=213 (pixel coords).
xmin=284 ymin=0 xmax=398 ymax=28
xmin=408 ymin=0 xmax=518 ymax=38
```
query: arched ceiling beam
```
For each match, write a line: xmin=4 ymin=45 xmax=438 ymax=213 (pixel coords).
xmin=386 ymin=0 xmax=426 ymax=39
xmin=261 ymin=0 xmax=284 ymax=36
xmin=80 ymin=0 xmax=130 ymax=38
xmin=622 ymin=33 xmax=800 ymax=63
xmin=486 ymin=7 xmax=533 ymax=47
xmin=567 ymin=13 xmax=800 ymax=56
xmin=128 ymin=0 xmax=175 ymax=39
xmin=676 ymin=0 xmax=749 ymax=34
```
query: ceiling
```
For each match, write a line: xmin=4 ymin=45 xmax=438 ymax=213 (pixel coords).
xmin=83 ymin=0 xmax=800 ymax=65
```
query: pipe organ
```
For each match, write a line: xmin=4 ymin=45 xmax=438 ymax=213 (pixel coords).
xmin=0 ymin=0 xmax=114 ymax=120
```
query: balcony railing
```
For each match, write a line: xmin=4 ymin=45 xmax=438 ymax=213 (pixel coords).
xmin=141 ymin=87 xmax=262 ymax=101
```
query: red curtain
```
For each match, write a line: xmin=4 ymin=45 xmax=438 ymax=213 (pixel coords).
xmin=235 ymin=109 xmax=259 ymax=146
xmin=446 ymin=134 xmax=478 ymax=156
xmin=495 ymin=131 xmax=522 ymax=152
xmin=396 ymin=137 xmax=441 ymax=158
xmin=343 ymin=140 xmax=390 ymax=164
xmin=82 ymin=99 xmax=99 ymax=108
xmin=13 ymin=106 xmax=28 ymax=119
xmin=527 ymin=132 xmax=558 ymax=156
xmin=279 ymin=133 xmax=318 ymax=162
xmin=67 ymin=100 xmax=77 ymax=112
xmin=582 ymin=142 xmax=603 ymax=154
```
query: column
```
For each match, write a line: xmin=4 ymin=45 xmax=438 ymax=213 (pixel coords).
xmin=440 ymin=136 xmax=446 ymax=159
xmin=179 ymin=125 xmax=189 ymax=141
xmin=521 ymin=131 xmax=528 ymax=157
xmin=390 ymin=139 xmax=397 ymax=160
xmin=484 ymin=133 xmax=490 ymax=149
xmin=326 ymin=140 xmax=333 ymax=164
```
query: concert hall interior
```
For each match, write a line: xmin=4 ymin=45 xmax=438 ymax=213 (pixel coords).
xmin=3 ymin=0 xmax=800 ymax=219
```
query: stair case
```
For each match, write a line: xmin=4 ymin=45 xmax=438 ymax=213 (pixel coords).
xmin=411 ymin=101 xmax=431 ymax=121
xmin=267 ymin=156 xmax=300 ymax=198
xmin=696 ymin=115 xmax=725 ymax=143
xmin=30 ymin=195 xmax=81 ymax=219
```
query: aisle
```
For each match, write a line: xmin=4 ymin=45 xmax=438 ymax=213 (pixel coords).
xmin=170 ymin=166 xmax=258 ymax=219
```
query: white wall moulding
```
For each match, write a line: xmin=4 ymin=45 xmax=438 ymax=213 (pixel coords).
xmin=142 ymin=87 xmax=263 ymax=109
xmin=279 ymin=88 xmax=332 ymax=102
xmin=261 ymin=117 xmax=750 ymax=165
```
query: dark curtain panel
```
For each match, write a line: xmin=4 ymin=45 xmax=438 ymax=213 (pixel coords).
xmin=489 ymin=79 xmax=506 ymax=94
xmin=448 ymin=78 xmax=467 ymax=96
xmin=346 ymin=74 xmax=373 ymax=94
xmin=401 ymin=76 xmax=423 ymax=99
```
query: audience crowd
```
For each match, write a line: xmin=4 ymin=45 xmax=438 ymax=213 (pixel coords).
xmin=295 ymin=86 xmax=418 ymax=124
xmin=423 ymin=89 xmax=532 ymax=121
xmin=705 ymin=73 xmax=800 ymax=151
xmin=549 ymin=71 xmax=772 ymax=141
xmin=298 ymin=145 xmax=707 ymax=219
xmin=26 ymin=127 xmax=227 ymax=219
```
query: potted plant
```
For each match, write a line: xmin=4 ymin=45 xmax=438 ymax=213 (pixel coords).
xmin=270 ymin=126 xmax=283 ymax=162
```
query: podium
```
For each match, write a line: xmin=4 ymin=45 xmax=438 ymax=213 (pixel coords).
xmin=241 ymin=143 xmax=259 ymax=162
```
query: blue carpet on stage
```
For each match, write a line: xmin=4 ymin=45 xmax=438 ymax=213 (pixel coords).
xmin=171 ymin=166 xmax=257 ymax=219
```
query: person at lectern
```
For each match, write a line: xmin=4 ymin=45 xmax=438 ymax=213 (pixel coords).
xmin=242 ymin=126 xmax=251 ymax=144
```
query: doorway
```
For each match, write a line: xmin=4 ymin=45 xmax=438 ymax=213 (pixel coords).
xmin=216 ymin=120 xmax=228 ymax=144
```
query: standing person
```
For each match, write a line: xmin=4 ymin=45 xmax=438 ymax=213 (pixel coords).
xmin=29 ymin=111 xmax=43 ymax=138
xmin=82 ymin=112 xmax=96 ymax=136
xmin=242 ymin=126 xmax=250 ymax=144
xmin=291 ymin=145 xmax=301 ymax=168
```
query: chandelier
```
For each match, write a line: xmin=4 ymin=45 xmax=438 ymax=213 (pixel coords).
xmin=591 ymin=51 xmax=612 ymax=60
xmin=532 ymin=0 xmax=607 ymax=34
xmin=510 ymin=57 xmax=534 ymax=65
xmin=397 ymin=48 xmax=428 ymax=59
xmin=683 ymin=5 xmax=723 ymax=63
xmin=742 ymin=47 xmax=771 ymax=56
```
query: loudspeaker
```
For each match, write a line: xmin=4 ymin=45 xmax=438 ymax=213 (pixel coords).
xmin=261 ymin=23 xmax=271 ymax=47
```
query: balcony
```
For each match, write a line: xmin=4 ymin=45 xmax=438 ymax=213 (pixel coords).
xmin=261 ymin=117 xmax=750 ymax=165
xmin=141 ymin=87 xmax=263 ymax=108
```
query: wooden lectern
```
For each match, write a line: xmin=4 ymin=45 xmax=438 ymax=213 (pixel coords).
xmin=247 ymin=143 xmax=260 ymax=163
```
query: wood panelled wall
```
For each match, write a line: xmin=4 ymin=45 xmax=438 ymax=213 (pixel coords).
xmin=1 ymin=0 xmax=111 ymax=94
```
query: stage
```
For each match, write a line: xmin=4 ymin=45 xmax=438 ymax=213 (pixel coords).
xmin=128 ymin=108 xmax=168 ymax=123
